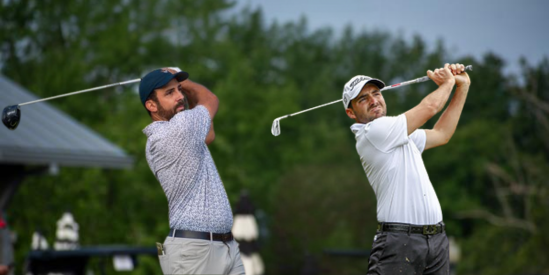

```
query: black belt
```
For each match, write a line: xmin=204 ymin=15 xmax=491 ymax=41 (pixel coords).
xmin=168 ymin=229 xmax=234 ymax=242
xmin=377 ymin=222 xmax=445 ymax=235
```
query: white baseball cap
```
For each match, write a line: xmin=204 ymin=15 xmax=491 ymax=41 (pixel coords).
xmin=342 ymin=75 xmax=386 ymax=109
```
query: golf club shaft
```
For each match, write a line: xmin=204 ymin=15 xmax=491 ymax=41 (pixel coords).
xmin=279 ymin=65 xmax=473 ymax=119
xmin=278 ymin=99 xmax=343 ymax=120
xmin=280 ymin=73 xmax=439 ymax=118
xmin=381 ymin=65 xmax=472 ymax=91
xmin=18 ymin=78 xmax=141 ymax=107
xmin=271 ymin=65 xmax=473 ymax=136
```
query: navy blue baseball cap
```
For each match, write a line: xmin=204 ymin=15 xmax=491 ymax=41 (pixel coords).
xmin=139 ymin=69 xmax=189 ymax=105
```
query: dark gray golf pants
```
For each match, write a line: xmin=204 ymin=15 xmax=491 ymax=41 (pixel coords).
xmin=367 ymin=231 xmax=450 ymax=274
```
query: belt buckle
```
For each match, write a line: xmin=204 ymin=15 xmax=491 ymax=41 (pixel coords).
xmin=423 ymin=225 xmax=438 ymax=235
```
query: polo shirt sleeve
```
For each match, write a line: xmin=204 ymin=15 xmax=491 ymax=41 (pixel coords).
xmin=364 ymin=114 xmax=409 ymax=153
xmin=409 ymin=129 xmax=427 ymax=153
xmin=170 ymin=105 xmax=211 ymax=143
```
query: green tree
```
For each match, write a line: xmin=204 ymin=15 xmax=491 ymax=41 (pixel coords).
xmin=1 ymin=1 xmax=547 ymax=274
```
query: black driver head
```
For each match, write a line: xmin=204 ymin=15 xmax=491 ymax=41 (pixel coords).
xmin=2 ymin=105 xmax=21 ymax=130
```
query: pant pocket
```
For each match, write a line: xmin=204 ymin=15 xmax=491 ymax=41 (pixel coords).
xmin=172 ymin=240 xmax=211 ymax=274
xmin=368 ymin=233 xmax=388 ymax=272
xmin=158 ymin=255 xmax=170 ymax=274
xmin=159 ymin=242 xmax=181 ymax=274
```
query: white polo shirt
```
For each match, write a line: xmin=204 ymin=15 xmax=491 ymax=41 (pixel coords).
xmin=351 ymin=114 xmax=443 ymax=225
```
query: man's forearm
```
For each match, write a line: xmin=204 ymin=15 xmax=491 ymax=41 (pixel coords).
xmin=421 ymin=81 xmax=455 ymax=113
xmin=433 ymin=84 xmax=470 ymax=141
xmin=180 ymin=79 xmax=217 ymax=108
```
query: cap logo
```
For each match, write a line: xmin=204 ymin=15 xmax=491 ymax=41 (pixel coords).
xmin=349 ymin=76 xmax=370 ymax=90
xmin=160 ymin=69 xmax=171 ymax=74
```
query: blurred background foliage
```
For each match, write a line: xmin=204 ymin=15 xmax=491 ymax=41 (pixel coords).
xmin=0 ymin=0 xmax=547 ymax=274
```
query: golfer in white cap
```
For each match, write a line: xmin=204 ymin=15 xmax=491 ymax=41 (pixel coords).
xmin=344 ymin=63 xmax=470 ymax=274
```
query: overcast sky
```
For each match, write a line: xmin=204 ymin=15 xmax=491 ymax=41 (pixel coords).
xmin=233 ymin=0 xmax=548 ymax=76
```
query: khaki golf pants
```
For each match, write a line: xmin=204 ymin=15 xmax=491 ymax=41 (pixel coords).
xmin=158 ymin=236 xmax=245 ymax=275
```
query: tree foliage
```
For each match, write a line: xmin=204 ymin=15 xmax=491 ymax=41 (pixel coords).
xmin=1 ymin=1 xmax=547 ymax=274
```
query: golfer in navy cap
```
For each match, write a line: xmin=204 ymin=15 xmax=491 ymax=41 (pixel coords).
xmin=140 ymin=67 xmax=244 ymax=275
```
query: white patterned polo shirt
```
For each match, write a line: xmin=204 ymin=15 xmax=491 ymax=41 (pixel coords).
xmin=143 ymin=105 xmax=233 ymax=233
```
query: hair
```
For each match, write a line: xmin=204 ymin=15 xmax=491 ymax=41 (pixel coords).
xmin=145 ymin=90 xmax=159 ymax=117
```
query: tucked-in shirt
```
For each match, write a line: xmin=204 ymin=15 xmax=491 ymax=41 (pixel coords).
xmin=143 ymin=105 xmax=233 ymax=233
xmin=351 ymin=114 xmax=443 ymax=225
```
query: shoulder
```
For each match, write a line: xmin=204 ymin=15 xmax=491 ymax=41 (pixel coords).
xmin=143 ymin=121 xmax=167 ymax=138
xmin=372 ymin=114 xmax=405 ymax=125
xmin=366 ymin=114 xmax=406 ymax=133
xmin=171 ymin=105 xmax=209 ymax=123
xmin=189 ymin=105 xmax=209 ymax=117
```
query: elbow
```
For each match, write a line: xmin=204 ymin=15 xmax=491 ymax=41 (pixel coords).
xmin=205 ymin=132 xmax=215 ymax=145
xmin=435 ymin=132 xmax=452 ymax=146
xmin=440 ymin=136 xmax=451 ymax=146
xmin=429 ymin=127 xmax=453 ymax=147
xmin=205 ymin=119 xmax=216 ymax=145
xmin=205 ymin=124 xmax=216 ymax=145
xmin=210 ymin=94 xmax=220 ymax=112
xmin=211 ymin=93 xmax=219 ymax=104
xmin=430 ymin=136 xmax=450 ymax=149
xmin=443 ymin=134 xmax=454 ymax=145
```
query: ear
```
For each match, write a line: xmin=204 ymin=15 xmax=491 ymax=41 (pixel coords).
xmin=145 ymin=99 xmax=158 ymax=113
xmin=346 ymin=108 xmax=356 ymax=120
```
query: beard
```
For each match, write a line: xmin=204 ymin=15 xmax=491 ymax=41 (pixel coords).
xmin=356 ymin=105 xmax=386 ymax=123
xmin=368 ymin=107 xmax=386 ymax=122
xmin=157 ymin=99 xmax=185 ymax=121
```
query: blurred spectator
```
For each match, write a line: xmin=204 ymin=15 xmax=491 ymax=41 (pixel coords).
xmin=0 ymin=214 xmax=13 ymax=275
xmin=54 ymin=212 xmax=79 ymax=250
xmin=232 ymin=191 xmax=264 ymax=275
xmin=31 ymin=230 xmax=48 ymax=250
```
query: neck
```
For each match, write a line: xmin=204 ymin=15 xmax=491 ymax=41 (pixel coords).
xmin=151 ymin=113 xmax=168 ymax=122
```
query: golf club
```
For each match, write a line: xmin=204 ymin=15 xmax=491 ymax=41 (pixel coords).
xmin=2 ymin=78 xmax=141 ymax=130
xmin=271 ymin=65 xmax=473 ymax=136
